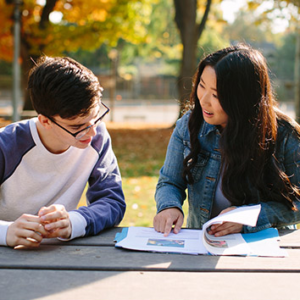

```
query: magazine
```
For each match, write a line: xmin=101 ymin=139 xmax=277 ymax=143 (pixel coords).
xmin=115 ymin=205 xmax=287 ymax=257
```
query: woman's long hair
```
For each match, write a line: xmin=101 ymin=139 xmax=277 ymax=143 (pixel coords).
xmin=183 ymin=44 xmax=300 ymax=210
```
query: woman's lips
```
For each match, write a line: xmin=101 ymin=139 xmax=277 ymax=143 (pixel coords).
xmin=203 ymin=109 xmax=213 ymax=117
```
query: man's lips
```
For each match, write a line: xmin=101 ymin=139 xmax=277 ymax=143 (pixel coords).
xmin=79 ymin=137 xmax=92 ymax=144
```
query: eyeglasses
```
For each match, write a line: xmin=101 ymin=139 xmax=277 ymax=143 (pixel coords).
xmin=46 ymin=102 xmax=110 ymax=140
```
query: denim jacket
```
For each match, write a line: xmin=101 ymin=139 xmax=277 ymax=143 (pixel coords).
xmin=155 ymin=111 xmax=300 ymax=233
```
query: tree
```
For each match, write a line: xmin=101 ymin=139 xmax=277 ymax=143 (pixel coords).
xmin=245 ymin=0 xmax=300 ymax=121
xmin=223 ymin=10 xmax=276 ymax=43
xmin=65 ymin=0 xmax=228 ymax=105
xmin=173 ymin=0 xmax=212 ymax=115
xmin=295 ymin=19 xmax=300 ymax=122
xmin=111 ymin=0 xmax=182 ymax=77
xmin=172 ymin=0 xmax=228 ymax=116
xmin=0 ymin=0 xmax=153 ymax=110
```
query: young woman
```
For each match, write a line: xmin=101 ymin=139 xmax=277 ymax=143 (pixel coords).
xmin=153 ymin=44 xmax=300 ymax=237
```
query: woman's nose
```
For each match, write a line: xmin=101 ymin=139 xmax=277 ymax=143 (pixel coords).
xmin=200 ymin=92 xmax=211 ymax=106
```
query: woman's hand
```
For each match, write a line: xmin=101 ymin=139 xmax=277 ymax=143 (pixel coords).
xmin=38 ymin=204 xmax=72 ymax=239
xmin=6 ymin=214 xmax=48 ymax=248
xmin=153 ymin=208 xmax=184 ymax=237
xmin=208 ymin=206 xmax=243 ymax=237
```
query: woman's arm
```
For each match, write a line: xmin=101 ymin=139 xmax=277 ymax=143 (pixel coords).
xmin=154 ymin=114 xmax=190 ymax=235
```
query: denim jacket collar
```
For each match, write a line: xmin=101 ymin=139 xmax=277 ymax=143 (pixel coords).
xmin=199 ymin=121 xmax=220 ymax=137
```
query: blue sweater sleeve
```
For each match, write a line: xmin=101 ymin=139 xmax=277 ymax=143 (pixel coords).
xmin=76 ymin=124 xmax=126 ymax=236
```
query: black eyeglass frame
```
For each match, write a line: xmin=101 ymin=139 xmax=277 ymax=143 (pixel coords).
xmin=45 ymin=102 xmax=110 ymax=140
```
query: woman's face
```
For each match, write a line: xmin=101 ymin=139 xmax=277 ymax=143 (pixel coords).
xmin=197 ymin=66 xmax=228 ymax=129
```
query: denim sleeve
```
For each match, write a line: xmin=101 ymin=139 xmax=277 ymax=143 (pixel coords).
xmin=155 ymin=114 xmax=189 ymax=214
xmin=244 ymin=131 xmax=300 ymax=233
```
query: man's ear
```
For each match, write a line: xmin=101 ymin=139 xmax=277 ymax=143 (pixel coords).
xmin=38 ymin=114 xmax=52 ymax=129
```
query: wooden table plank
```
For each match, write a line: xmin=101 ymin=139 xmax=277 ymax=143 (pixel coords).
xmin=41 ymin=228 xmax=300 ymax=248
xmin=278 ymin=229 xmax=300 ymax=248
xmin=41 ymin=227 xmax=122 ymax=246
xmin=1 ymin=245 xmax=300 ymax=272
xmin=1 ymin=269 xmax=299 ymax=300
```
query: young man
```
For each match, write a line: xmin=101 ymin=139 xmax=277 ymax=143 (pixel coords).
xmin=0 ymin=56 xmax=126 ymax=248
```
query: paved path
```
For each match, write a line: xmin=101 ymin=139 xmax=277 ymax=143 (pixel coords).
xmin=0 ymin=89 xmax=296 ymax=124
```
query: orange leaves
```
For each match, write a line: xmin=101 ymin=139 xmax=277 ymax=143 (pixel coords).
xmin=57 ymin=0 xmax=113 ymax=24
xmin=0 ymin=37 xmax=13 ymax=61
xmin=90 ymin=9 xmax=108 ymax=22
xmin=0 ymin=1 xmax=14 ymax=61
xmin=0 ymin=0 xmax=155 ymax=62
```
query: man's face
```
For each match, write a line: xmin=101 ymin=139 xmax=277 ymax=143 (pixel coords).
xmin=49 ymin=104 xmax=101 ymax=152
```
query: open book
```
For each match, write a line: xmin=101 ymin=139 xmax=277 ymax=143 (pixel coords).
xmin=115 ymin=205 xmax=287 ymax=257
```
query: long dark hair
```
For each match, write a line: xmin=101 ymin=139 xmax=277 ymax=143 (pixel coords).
xmin=183 ymin=44 xmax=300 ymax=210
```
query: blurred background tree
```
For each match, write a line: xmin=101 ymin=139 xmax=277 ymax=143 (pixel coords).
xmin=0 ymin=0 xmax=299 ymax=120
xmin=1 ymin=0 xmax=300 ymax=227
xmin=0 ymin=0 xmax=154 ymax=109
xmin=244 ymin=0 xmax=300 ymax=121
xmin=173 ymin=0 xmax=212 ymax=115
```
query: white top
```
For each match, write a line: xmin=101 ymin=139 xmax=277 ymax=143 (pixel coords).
xmin=0 ymin=118 xmax=125 ymax=245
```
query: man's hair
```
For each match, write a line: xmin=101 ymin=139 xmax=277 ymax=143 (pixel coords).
xmin=27 ymin=56 xmax=103 ymax=119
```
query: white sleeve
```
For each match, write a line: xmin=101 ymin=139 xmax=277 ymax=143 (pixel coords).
xmin=0 ymin=220 xmax=13 ymax=246
xmin=57 ymin=211 xmax=87 ymax=242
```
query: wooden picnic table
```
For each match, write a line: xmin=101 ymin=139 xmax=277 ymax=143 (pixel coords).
xmin=0 ymin=227 xmax=300 ymax=300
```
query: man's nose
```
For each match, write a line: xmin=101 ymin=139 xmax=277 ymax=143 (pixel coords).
xmin=89 ymin=124 xmax=97 ymax=137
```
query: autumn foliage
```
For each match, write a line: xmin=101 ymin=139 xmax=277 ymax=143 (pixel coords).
xmin=0 ymin=0 xmax=153 ymax=61
xmin=0 ymin=0 xmax=154 ymax=109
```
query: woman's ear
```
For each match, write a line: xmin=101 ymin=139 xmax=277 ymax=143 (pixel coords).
xmin=38 ymin=114 xmax=52 ymax=129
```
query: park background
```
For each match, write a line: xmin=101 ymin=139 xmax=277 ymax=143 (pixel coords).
xmin=0 ymin=0 xmax=299 ymax=227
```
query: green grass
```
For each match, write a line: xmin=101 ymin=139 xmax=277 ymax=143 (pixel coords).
xmin=120 ymin=176 xmax=189 ymax=227
xmin=78 ymin=125 xmax=188 ymax=227
xmin=120 ymin=176 xmax=158 ymax=227
xmin=79 ymin=175 xmax=188 ymax=227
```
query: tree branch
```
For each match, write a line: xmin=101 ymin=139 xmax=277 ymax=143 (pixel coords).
xmin=196 ymin=0 xmax=212 ymax=40
xmin=39 ymin=0 xmax=58 ymax=29
xmin=173 ymin=0 xmax=197 ymax=30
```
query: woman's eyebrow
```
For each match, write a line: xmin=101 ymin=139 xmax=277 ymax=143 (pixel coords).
xmin=200 ymin=77 xmax=217 ymax=92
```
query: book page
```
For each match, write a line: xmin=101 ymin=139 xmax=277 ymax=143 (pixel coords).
xmin=115 ymin=205 xmax=286 ymax=257
xmin=202 ymin=205 xmax=261 ymax=255
xmin=115 ymin=227 xmax=207 ymax=255
xmin=203 ymin=230 xmax=251 ymax=255
xmin=242 ymin=228 xmax=288 ymax=257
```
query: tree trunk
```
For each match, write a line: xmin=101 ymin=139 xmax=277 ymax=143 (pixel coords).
xmin=22 ymin=0 xmax=58 ymax=111
xmin=21 ymin=40 xmax=37 ymax=111
xmin=295 ymin=22 xmax=300 ymax=122
xmin=173 ymin=0 xmax=212 ymax=117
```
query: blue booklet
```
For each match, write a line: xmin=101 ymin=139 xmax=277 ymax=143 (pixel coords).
xmin=115 ymin=206 xmax=287 ymax=257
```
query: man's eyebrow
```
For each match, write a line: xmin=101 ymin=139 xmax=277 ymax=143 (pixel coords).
xmin=70 ymin=106 xmax=101 ymax=127
xmin=68 ymin=122 xmax=85 ymax=128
